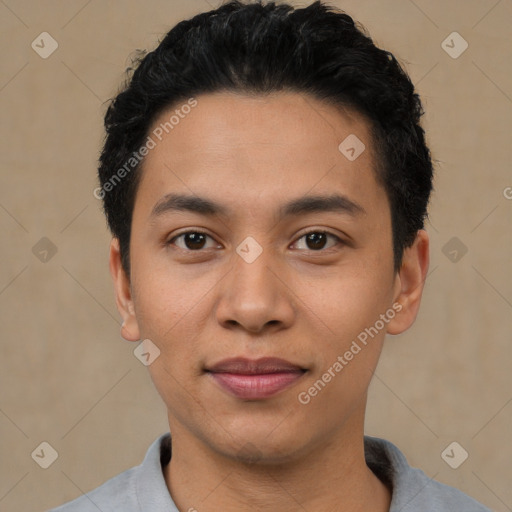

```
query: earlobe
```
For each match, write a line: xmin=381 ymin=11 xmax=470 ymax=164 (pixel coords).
xmin=109 ymin=238 xmax=141 ymax=342
xmin=387 ymin=230 xmax=430 ymax=335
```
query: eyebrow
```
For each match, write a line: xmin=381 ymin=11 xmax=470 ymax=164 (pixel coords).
xmin=150 ymin=192 xmax=366 ymax=221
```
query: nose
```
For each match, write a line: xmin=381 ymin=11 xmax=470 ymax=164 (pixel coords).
xmin=215 ymin=246 xmax=295 ymax=334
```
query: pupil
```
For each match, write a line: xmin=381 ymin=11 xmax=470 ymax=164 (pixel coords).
xmin=307 ymin=232 xmax=326 ymax=250
xmin=186 ymin=233 xmax=206 ymax=250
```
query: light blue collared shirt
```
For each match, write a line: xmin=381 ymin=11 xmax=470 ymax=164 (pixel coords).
xmin=48 ymin=433 xmax=491 ymax=511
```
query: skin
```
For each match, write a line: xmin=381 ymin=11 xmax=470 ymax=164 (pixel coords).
xmin=110 ymin=91 xmax=429 ymax=511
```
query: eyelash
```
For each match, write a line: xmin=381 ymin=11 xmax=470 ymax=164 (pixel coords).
xmin=166 ymin=229 xmax=344 ymax=252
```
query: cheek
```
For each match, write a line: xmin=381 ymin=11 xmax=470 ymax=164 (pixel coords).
xmin=130 ymin=257 xmax=222 ymax=367
xmin=295 ymin=272 xmax=393 ymax=417
xmin=303 ymin=262 xmax=395 ymax=342
xmin=131 ymin=245 xmax=198 ymax=327
xmin=131 ymin=267 xmax=210 ymax=412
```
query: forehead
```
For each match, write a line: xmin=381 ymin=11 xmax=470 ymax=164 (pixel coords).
xmin=134 ymin=91 xmax=385 ymax=218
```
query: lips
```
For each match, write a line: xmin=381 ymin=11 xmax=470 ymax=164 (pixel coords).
xmin=206 ymin=357 xmax=306 ymax=400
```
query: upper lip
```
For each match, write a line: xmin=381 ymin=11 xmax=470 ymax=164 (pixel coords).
xmin=206 ymin=357 xmax=305 ymax=375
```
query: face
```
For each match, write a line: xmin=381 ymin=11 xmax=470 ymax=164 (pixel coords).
xmin=111 ymin=91 xmax=429 ymax=463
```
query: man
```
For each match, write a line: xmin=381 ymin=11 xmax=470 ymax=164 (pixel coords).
xmin=51 ymin=1 xmax=491 ymax=510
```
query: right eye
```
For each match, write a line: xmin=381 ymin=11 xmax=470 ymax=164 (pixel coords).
xmin=167 ymin=231 xmax=221 ymax=251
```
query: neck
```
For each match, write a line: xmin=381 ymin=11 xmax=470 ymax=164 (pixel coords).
xmin=164 ymin=409 xmax=391 ymax=512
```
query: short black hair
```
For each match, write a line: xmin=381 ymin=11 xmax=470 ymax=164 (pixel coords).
xmin=98 ymin=0 xmax=433 ymax=275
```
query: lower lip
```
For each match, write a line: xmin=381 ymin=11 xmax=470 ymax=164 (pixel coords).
xmin=209 ymin=371 xmax=305 ymax=400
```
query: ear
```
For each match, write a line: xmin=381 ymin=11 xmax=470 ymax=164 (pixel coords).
xmin=387 ymin=229 xmax=430 ymax=335
xmin=109 ymin=238 xmax=140 ymax=342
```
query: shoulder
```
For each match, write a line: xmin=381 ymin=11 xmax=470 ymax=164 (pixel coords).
xmin=48 ymin=433 xmax=175 ymax=512
xmin=48 ymin=466 xmax=139 ymax=512
xmin=364 ymin=436 xmax=492 ymax=512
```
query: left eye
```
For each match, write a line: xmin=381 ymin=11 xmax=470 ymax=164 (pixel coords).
xmin=292 ymin=231 xmax=341 ymax=251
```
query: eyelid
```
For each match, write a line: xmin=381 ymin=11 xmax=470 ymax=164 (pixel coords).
xmin=290 ymin=229 xmax=344 ymax=251
xmin=166 ymin=228 xmax=346 ymax=251
xmin=167 ymin=229 xmax=221 ymax=249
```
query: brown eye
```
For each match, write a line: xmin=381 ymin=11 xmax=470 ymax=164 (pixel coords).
xmin=292 ymin=231 xmax=341 ymax=251
xmin=305 ymin=232 xmax=327 ymax=250
xmin=170 ymin=231 xmax=218 ymax=251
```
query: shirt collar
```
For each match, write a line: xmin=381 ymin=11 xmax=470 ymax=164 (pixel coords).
xmin=137 ymin=432 xmax=414 ymax=511
xmin=135 ymin=433 xmax=177 ymax=511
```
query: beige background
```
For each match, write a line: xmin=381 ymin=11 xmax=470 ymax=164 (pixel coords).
xmin=0 ymin=0 xmax=511 ymax=510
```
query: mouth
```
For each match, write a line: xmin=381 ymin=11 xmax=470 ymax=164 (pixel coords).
xmin=205 ymin=357 xmax=307 ymax=400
